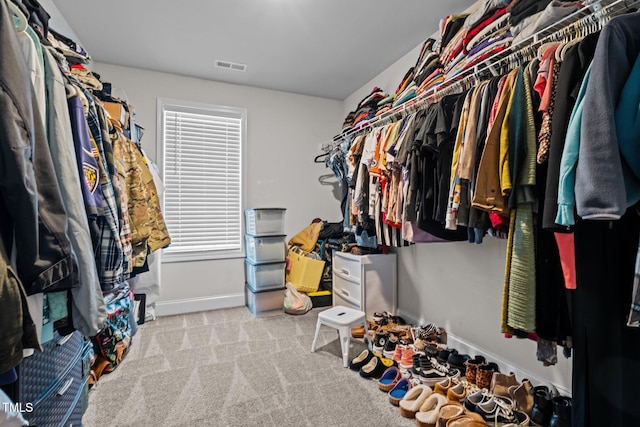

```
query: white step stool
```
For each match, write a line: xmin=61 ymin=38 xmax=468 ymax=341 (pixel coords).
xmin=310 ymin=305 xmax=371 ymax=368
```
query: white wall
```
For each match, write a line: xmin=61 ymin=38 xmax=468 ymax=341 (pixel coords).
xmin=91 ymin=62 xmax=343 ymax=315
xmin=343 ymin=44 xmax=573 ymax=394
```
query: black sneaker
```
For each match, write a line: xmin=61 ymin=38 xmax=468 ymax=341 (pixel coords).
xmin=436 ymin=348 xmax=457 ymax=365
xmin=382 ymin=335 xmax=398 ymax=359
xmin=447 ymin=352 xmax=470 ymax=375
xmin=411 ymin=352 xmax=425 ymax=376
xmin=419 ymin=357 xmax=454 ymax=386
xmin=476 ymin=396 xmax=520 ymax=425
xmin=372 ymin=332 xmax=388 ymax=354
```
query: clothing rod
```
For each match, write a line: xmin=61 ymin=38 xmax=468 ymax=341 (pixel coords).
xmin=323 ymin=0 xmax=637 ymax=148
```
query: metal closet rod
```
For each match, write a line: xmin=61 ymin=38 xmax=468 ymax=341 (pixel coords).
xmin=324 ymin=0 xmax=637 ymax=148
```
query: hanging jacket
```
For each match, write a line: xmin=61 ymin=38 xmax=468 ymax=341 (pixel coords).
xmin=576 ymin=11 xmax=640 ymax=221
xmin=0 ymin=0 xmax=77 ymax=295
xmin=110 ymin=118 xmax=170 ymax=266
xmin=43 ymin=47 xmax=106 ymax=336
xmin=473 ymin=69 xmax=518 ymax=215
xmin=0 ymin=235 xmax=40 ymax=373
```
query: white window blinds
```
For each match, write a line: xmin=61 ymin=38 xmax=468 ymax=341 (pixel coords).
xmin=159 ymin=99 xmax=245 ymax=260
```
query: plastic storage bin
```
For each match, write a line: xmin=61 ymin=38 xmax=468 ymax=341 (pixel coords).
xmin=285 ymin=247 xmax=326 ymax=293
xmin=245 ymin=284 xmax=285 ymax=315
xmin=245 ymin=234 xmax=286 ymax=264
xmin=244 ymin=259 xmax=286 ymax=291
xmin=245 ymin=208 xmax=286 ymax=236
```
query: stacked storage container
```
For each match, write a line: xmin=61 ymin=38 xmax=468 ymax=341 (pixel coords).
xmin=244 ymin=208 xmax=287 ymax=315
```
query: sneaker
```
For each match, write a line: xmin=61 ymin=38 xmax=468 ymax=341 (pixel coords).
xmin=372 ymin=332 xmax=388 ymax=355
xmin=464 ymin=390 xmax=492 ymax=414
xmin=436 ymin=347 xmax=457 ymax=365
xmin=447 ymin=352 xmax=470 ymax=375
xmin=382 ymin=334 xmax=399 ymax=359
xmin=392 ymin=344 xmax=404 ymax=363
xmin=411 ymin=352 xmax=424 ymax=376
xmin=413 ymin=323 xmax=439 ymax=342
xmin=419 ymin=357 xmax=454 ymax=386
xmin=399 ymin=345 xmax=415 ymax=370
xmin=476 ymin=396 xmax=520 ymax=425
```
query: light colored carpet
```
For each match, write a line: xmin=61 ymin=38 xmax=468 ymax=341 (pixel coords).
xmin=82 ymin=307 xmax=416 ymax=427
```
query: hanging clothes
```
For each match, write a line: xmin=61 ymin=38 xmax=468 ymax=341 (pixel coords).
xmin=0 ymin=0 xmax=77 ymax=296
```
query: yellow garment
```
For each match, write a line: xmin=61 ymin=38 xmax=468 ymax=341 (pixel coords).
xmin=288 ymin=222 xmax=322 ymax=253
xmin=499 ymin=76 xmax=517 ymax=197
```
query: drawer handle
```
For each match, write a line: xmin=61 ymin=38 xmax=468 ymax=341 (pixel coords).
xmin=57 ymin=334 xmax=73 ymax=347
xmin=339 ymin=289 xmax=350 ymax=298
xmin=340 ymin=268 xmax=350 ymax=276
xmin=57 ymin=378 xmax=74 ymax=396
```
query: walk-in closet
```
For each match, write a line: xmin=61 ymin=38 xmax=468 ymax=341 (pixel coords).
xmin=1 ymin=0 xmax=639 ymax=426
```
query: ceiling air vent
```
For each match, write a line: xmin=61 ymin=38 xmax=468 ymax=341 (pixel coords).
xmin=215 ymin=60 xmax=247 ymax=72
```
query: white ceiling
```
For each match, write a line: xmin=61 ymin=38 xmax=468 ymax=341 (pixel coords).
xmin=52 ymin=0 xmax=476 ymax=100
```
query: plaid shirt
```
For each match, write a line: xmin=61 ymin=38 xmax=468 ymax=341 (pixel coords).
xmin=82 ymin=88 xmax=124 ymax=289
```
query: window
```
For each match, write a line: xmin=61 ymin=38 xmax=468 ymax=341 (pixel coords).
xmin=157 ymin=98 xmax=245 ymax=261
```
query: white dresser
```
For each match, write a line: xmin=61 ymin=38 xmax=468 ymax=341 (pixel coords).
xmin=332 ymin=251 xmax=397 ymax=319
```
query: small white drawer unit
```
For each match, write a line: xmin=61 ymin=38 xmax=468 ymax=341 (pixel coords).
xmin=332 ymin=251 xmax=397 ymax=320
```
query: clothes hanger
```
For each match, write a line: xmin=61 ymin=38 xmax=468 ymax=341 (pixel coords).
xmin=8 ymin=1 xmax=28 ymax=32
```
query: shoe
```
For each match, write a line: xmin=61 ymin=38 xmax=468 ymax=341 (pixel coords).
xmin=359 ymin=356 xmax=388 ymax=379
xmin=415 ymin=393 xmax=448 ymax=427
xmin=476 ymin=396 xmax=519 ymax=425
xmin=412 ymin=352 xmax=426 ymax=376
xmin=549 ymin=396 xmax=571 ymax=427
xmin=383 ymin=334 xmax=399 ymax=359
xmin=435 ymin=403 xmax=464 ymax=427
xmin=446 ymin=382 xmax=467 ymax=403
xmin=433 ymin=377 xmax=453 ymax=396
xmin=445 ymin=413 xmax=489 ymax=427
xmin=392 ymin=343 xmax=404 ymax=363
xmin=399 ymin=384 xmax=433 ymax=418
xmin=499 ymin=410 xmax=530 ymax=426
xmin=464 ymin=390 xmax=492 ymax=414
xmin=436 ymin=348 xmax=457 ymax=365
xmin=509 ymin=378 xmax=533 ymax=415
xmin=447 ymin=352 xmax=470 ymax=375
xmin=530 ymin=385 xmax=552 ymax=426
xmin=351 ymin=325 xmax=365 ymax=339
xmin=491 ymin=372 xmax=519 ymax=397
xmin=389 ymin=378 xmax=412 ymax=406
xmin=372 ymin=332 xmax=388 ymax=354
xmin=349 ymin=349 xmax=374 ymax=371
xmin=413 ymin=323 xmax=439 ymax=341
xmin=476 ymin=362 xmax=499 ymax=390
xmin=377 ymin=367 xmax=401 ymax=392
xmin=419 ymin=357 xmax=457 ymax=387
xmin=399 ymin=345 xmax=415 ymax=370
xmin=464 ymin=356 xmax=486 ymax=384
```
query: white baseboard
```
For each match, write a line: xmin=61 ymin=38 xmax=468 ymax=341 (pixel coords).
xmin=397 ymin=309 xmax=571 ymax=397
xmin=156 ymin=294 xmax=245 ymax=317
